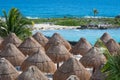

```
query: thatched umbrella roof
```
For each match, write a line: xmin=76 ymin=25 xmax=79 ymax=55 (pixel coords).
xmin=45 ymin=33 xmax=71 ymax=51
xmin=0 ymin=43 xmax=25 ymax=66
xmin=90 ymin=65 xmax=106 ymax=80
xmin=80 ymin=47 xmax=106 ymax=69
xmin=100 ymin=32 xmax=111 ymax=44
xmin=18 ymin=65 xmax=48 ymax=80
xmin=18 ymin=36 xmax=44 ymax=56
xmin=53 ymin=57 xmax=91 ymax=80
xmin=0 ymin=58 xmax=19 ymax=80
xmin=33 ymin=32 xmax=48 ymax=47
xmin=21 ymin=48 xmax=56 ymax=73
xmin=94 ymin=39 xmax=111 ymax=59
xmin=105 ymin=39 xmax=120 ymax=55
xmin=46 ymin=41 xmax=72 ymax=63
xmin=70 ymin=37 xmax=92 ymax=55
xmin=1 ymin=33 xmax=22 ymax=50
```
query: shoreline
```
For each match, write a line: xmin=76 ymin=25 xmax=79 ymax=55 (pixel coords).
xmin=32 ymin=23 xmax=120 ymax=30
xmin=33 ymin=23 xmax=80 ymax=30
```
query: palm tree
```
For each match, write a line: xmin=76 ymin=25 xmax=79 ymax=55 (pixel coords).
xmin=101 ymin=54 xmax=120 ymax=80
xmin=0 ymin=8 xmax=33 ymax=40
xmin=93 ymin=8 xmax=99 ymax=17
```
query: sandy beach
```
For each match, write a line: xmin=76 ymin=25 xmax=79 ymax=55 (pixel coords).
xmin=33 ymin=23 xmax=80 ymax=30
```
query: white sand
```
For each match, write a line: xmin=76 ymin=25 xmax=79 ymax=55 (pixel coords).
xmin=32 ymin=23 xmax=80 ymax=30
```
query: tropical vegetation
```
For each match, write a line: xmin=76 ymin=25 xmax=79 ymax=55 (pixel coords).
xmin=30 ymin=17 xmax=120 ymax=27
xmin=102 ymin=54 xmax=120 ymax=80
xmin=0 ymin=8 xmax=33 ymax=40
xmin=93 ymin=8 xmax=99 ymax=17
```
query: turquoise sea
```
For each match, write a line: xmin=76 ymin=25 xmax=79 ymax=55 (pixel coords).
xmin=1 ymin=0 xmax=120 ymax=44
xmin=33 ymin=28 xmax=120 ymax=45
xmin=0 ymin=0 xmax=120 ymax=18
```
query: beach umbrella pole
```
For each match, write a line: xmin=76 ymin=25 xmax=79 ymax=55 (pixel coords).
xmin=57 ymin=63 xmax=59 ymax=69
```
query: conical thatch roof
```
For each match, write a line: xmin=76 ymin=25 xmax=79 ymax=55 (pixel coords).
xmin=1 ymin=33 xmax=22 ymax=50
xmin=105 ymin=39 xmax=120 ymax=55
xmin=33 ymin=32 xmax=48 ymax=47
xmin=53 ymin=57 xmax=91 ymax=80
xmin=18 ymin=66 xmax=48 ymax=80
xmin=70 ymin=37 xmax=92 ymax=55
xmin=18 ymin=37 xmax=44 ymax=56
xmin=45 ymin=33 xmax=71 ymax=51
xmin=0 ymin=58 xmax=19 ymax=80
xmin=0 ymin=43 xmax=25 ymax=66
xmin=0 ymin=36 xmax=3 ymax=50
xmin=100 ymin=32 xmax=111 ymax=44
xmin=46 ymin=41 xmax=72 ymax=63
xmin=21 ymin=48 xmax=56 ymax=73
xmin=90 ymin=65 xmax=106 ymax=80
xmin=80 ymin=47 xmax=106 ymax=69
xmin=94 ymin=39 xmax=111 ymax=59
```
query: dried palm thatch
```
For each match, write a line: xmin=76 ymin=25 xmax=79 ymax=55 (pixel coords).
xmin=1 ymin=33 xmax=22 ymax=50
xmin=46 ymin=41 xmax=72 ymax=63
xmin=0 ymin=43 xmax=25 ymax=66
xmin=105 ymin=39 xmax=120 ymax=55
xmin=0 ymin=36 xmax=3 ymax=50
xmin=94 ymin=39 xmax=111 ymax=60
xmin=53 ymin=57 xmax=91 ymax=80
xmin=18 ymin=65 xmax=48 ymax=80
xmin=45 ymin=33 xmax=71 ymax=51
xmin=0 ymin=58 xmax=19 ymax=80
xmin=100 ymin=32 xmax=111 ymax=44
xmin=18 ymin=37 xmax=44 ymax=56
xmin=90 ymin=65 xmax=106 ymax=80
xmin=21 ymin=48 xmax=56 ymax=73
xmin=70 ymin=37 xmax=92 ymax=55
xmin=33 ymin=32 xmax=48 ymax=47
xmin=80 ymin=47 xmax=106 ymax=69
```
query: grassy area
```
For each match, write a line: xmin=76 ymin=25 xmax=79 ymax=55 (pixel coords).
xmin=30 ymin=17 xmax=120 ymax=27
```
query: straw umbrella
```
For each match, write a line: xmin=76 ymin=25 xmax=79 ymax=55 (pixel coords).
xmin=21 ymin=48 xmax=56 ymax=73
xmin=105 ymin=39 xmax=120 ymax=55
xmin=0 ymin=43 xmax=25 ymax=66
xmin=70 ymin=37 xmax=92 ymax=55
xmin=45 ymin=33 xmax=71 ymax=51
xmin=18 ymin=65 xmax=48 ymax=80
xmin=90 ymin=65 xmax=106 ymax=80
xmin=80 ymin=47 xmax=106 ymax=72
xmin=46 ymin=41 xmax=72 ymax=68
xmin=18 ymin=36 xmax=44 ymax=56
xmin=94 ymin=39 xmax=111 ymax=59
xmin=1 ymin=33 xmax=22 ymax=50
xmin=33 ymin=32 xmax=48 ymax=47
xmin=100 ymin=32 xmax=111 ymax=44
xmin=0 ymin=58 xmax=19 ymax=80
xmin=53 ymin=57 xmax=91 ymax=80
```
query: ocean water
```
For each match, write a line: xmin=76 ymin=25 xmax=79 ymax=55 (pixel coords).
xmin=33 ymin=28 xmax=120 ymax=45
xmin=0 ymin=0 xmax=120 ymax=18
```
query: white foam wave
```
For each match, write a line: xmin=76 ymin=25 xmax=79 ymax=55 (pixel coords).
xmin=83 ymin=16 xmax=114 ymax=18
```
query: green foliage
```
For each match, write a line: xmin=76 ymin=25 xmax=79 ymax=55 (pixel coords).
xmin=0 ymin=8 xmax=33 ymax=40
xmin=95 ymin=39 xmax=120 ymax=80
xmin=30 ymin=18 xmax=120 ymax=27
xmin=94 ymin=39 xmax=111 ymax=59
xmin=55 ymin=19 xmax=80 ymax=26
xmin=102 ymin=54 xmax=120 ymax=80
xmin=93 ymin=8 xmax=99 ymax=17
